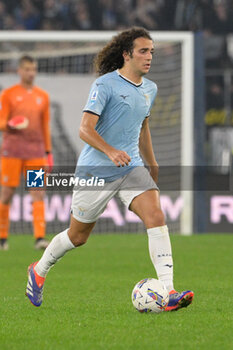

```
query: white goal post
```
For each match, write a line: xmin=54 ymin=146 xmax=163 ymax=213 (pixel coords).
xmin=0 ymin=31 xmax=194 ymax=235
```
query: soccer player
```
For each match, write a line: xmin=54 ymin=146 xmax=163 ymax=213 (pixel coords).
xmin=0 ymin=55 xmax=53 ymax=250
xmin=26 ymin=28 xmax=194 ymax=311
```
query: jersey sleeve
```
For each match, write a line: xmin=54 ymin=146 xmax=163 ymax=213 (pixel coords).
xmin=41 ymin=94 xmax=52 ymax=153
xmin=0 ymin=90 xmax=11 ymax=131
xmin=83 ymin=81 xmax=110 ymax=116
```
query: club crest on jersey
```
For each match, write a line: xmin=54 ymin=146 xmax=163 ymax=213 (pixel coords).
xmin=144 ymin=94 xmax=150 ymax=106
xmin=36 ymin=97 xmax=42 ymax=105
xmin=91 ymin=91 xmax=98 ymax=102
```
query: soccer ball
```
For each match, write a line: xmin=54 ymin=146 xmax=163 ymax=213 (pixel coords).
xmin=132 ymin=278 xmax=169 ymax=313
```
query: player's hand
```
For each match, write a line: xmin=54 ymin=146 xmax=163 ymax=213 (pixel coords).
xmin=106 ymin=147 xmax=131 ymax=167
xmin=150 ymin=164 xmax=159 ymax=184
xmin=46 ymin=152 xmax=54 ymax=173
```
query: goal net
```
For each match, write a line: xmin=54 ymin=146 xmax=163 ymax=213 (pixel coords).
xmin=0 ymin=31 xmax=194 ymax=235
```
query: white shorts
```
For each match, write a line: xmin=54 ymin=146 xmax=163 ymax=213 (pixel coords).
xmin=71 ymin=166 xmax=158 ymax=223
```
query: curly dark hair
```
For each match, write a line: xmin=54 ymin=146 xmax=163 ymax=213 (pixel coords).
xmin=94 ymin=27 xmax=152 ymax=76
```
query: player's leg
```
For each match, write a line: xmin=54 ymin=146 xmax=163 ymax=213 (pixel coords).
xmin=26 ymin=184 xmax=118 ymax=306
xmin=24 ymin=158 xmax=48 ymax=249
xmin=26 ymin=215 xmax=95 ymax=306
xmin=118 ymin=167 xmax=194 ymax=311
xmin=33 ymin=185 xmax=113 ymax=276
xmin=129 ymin=189 xmax=174 ymax=291
xmin=118 ymin=167 xmax=173 ymax=289
xmin=129 ymin=190 xmax=194 ymax=311
xmin=0 ymin=157 xmax=21 ymax=250
xmin=0 ymin=186 xmax=16 ymax=250
xmin=35 ymin=215 xmax=95 ymax=277
xmin=34 ymin=182 xmax=120 ymax=274
xmin=29 ymin=189 xmax=49 ymax=250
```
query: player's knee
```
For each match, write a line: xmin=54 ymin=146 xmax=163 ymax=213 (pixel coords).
xmin=1 ymin=197 xmax=11 ymax=205
xmin=68 ymin=228 xmax=89 ymax=247
xmin=30 ymin=191 xmax=44 ymax=202
xmin=72 ymin=236 xmax=88 ymax=247
xmin=0 ymin=189 xmax=15 ymax=204
xmin=144 ymin=208 xmax=165 ymax=228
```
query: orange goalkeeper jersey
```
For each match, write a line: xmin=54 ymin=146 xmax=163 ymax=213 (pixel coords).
xmin=0 ymin=84 xmax=52 ymax=159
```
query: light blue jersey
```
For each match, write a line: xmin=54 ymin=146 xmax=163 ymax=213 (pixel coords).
xmin=76 ymin=70 xmax=157 ymax=181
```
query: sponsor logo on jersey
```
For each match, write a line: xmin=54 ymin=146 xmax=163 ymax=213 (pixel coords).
xmin=120 ymin=95 xmax=129 ymax=100
xmin=16 ymin=96 xmax=23 ymax=101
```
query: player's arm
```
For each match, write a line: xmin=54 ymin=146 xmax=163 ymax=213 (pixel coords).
xmin=42 ymin=95 xmax=52 ymax=153
xmin=139 ymin=117 xmax=159 ymax=183
xmin=42 ymin=95 xmax=53 ymax=171
xmin=79 ymin=112 xmax=131 ymax=167
xmin=0 ymin=91 xmax=10 ymax=131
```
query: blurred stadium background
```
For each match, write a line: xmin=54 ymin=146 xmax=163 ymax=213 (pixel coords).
xmin=0 ymin=0 xmax=232 ymax=235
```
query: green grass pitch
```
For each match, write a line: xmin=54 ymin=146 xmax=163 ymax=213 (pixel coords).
xmin=0 ymin=233 xmax=232 ymax=350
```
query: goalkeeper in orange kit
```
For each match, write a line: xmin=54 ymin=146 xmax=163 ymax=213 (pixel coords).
xmin=0 ymin=55 xmax=54 ymax=250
